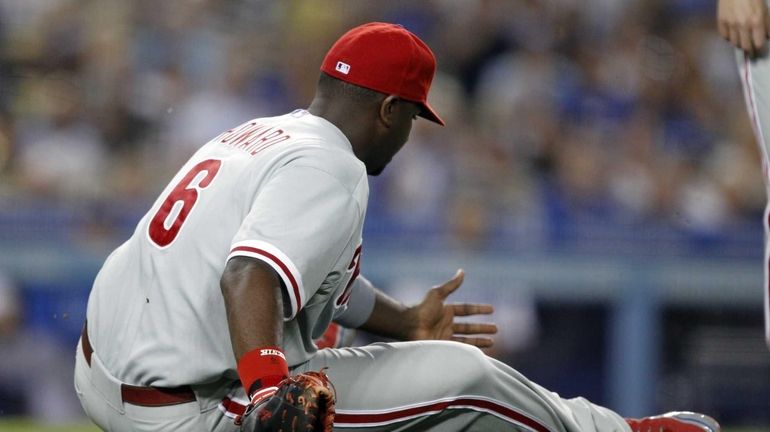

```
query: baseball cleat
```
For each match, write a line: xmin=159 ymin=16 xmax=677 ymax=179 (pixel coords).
xmin=625 ymin=411 xmax=720 ymax=432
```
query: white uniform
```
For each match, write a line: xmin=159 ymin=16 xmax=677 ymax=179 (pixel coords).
xmin=736 ymin=50 xmax=770 ymax=345
xmin=75 ymin=109 xmax=374 ymax=430
xmin=75 ymin=109 xmax=632 ymax=431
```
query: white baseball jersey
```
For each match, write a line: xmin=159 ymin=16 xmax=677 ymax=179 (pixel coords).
xmin=85 ymin=109 xmax=368 ymax=387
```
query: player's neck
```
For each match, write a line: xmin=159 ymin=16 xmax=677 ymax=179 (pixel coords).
xmin=307 ymin=97 xmax=376 ymax=161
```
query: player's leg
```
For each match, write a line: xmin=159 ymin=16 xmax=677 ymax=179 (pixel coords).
xmin=736 ymin=49 xmax=770 ymax=347
xmin=293 ymin=340 xmax=630 ymax=432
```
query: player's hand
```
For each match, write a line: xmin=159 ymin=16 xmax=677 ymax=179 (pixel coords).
xmin=407 ymin=269 xmax=497 ymax=348
xmin=717 ymin=0 xmax=770 ymax=57
xmin=236 ymin=370 xmax=336 ymax=432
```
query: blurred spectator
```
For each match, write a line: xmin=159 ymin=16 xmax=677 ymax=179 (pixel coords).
xmin=159 ymin=49 xmax=268 ymax=168
xmin=0 ymin=272 xmax=82 ymax=422
xmin=14 ymin=74 xmax=107 ymax=200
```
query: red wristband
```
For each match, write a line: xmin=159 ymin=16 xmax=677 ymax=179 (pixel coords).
xmin=237 ymin=346 xmax=289 ymax=396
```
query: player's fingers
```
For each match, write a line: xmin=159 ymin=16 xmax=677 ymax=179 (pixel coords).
xmin=766 ymin=11 xmax=770 ymax=38
xmin=730 ymin=25 xmax=743 ymax=51
xmin=452 ymin=322 xmax=498 ymax=335
xmin=739 ymin=26 xmax=756 ymax=55
xmin=718 ymin=20 xmax=731 ymax=40
xmin=751 ymin=21 xmax=767 ymax=52
xmin=434 ymin=269 xmax=464 ymax=298
xmin=451 ymin=335 xmax=495 ymax=348
xmin=451 ymin=303 xmax=494 ymax=316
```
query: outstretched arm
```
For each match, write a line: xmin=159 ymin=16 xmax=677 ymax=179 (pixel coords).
xmin=718 ymin=0 xmax=770 ymax=56
xmin=358 ymin=269 xmax=498 ymax=348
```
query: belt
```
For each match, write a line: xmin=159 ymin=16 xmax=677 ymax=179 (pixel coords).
xmin=80 ymin=323 xmax=197 ymax=407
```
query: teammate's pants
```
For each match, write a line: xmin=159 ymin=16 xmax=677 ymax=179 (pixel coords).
xmin=736 ymin=49 xmax=770 ymax=347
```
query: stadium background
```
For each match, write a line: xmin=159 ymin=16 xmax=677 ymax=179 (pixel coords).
xmin=0 ymin=0 xmax=769 ymax=430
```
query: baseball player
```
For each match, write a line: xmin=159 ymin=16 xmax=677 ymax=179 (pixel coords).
xmin=75 ymin=22 xmax=720 ymax=431
xmin=717 ymin=0 xmax=770 ymax=347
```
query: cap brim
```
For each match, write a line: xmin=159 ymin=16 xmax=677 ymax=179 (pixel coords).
xmin=418 ymin=101 xmax=445 ymax=126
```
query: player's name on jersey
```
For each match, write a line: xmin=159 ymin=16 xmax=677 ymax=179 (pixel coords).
xmin=214 ymin=120 xmax=292 ymax=156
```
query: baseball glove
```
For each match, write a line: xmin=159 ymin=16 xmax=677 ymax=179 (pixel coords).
xmin=239 ymin=370 xmax=336 ymax=432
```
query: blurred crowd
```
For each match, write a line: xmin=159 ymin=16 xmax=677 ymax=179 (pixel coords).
xmin=0 ymin=0 xmax=765 ymax=253
xmin=0 ymin=273 xmax=81 ymax=422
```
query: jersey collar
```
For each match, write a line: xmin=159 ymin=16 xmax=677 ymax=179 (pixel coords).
xmin=291 ymin=109 xmax=354 ymax=154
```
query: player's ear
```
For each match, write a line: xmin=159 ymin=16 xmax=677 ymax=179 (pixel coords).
xmin=378 ymin=95 xmax=399 ymax=128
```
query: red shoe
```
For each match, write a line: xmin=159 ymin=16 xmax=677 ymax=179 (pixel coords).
xmin=626 ymin=412 xmax=720 ymax=432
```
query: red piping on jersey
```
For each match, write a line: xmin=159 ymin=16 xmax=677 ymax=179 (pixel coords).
xmin=334 ymin=397 xmax=552 ymax=431
xmin=230 ymin=246 xmax=302 ymax=313
xmin=337 ymin=245 xmax=362 ymax=306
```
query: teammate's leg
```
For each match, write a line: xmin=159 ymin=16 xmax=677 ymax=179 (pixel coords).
xmin=293 ymin=340 xmax=630 ymax=432
xmin=736 ymin=49 xmax=770 ymax=347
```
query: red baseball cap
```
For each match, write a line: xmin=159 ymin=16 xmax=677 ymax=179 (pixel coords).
xmin=321 ymin=22 xmax=445 ymax=126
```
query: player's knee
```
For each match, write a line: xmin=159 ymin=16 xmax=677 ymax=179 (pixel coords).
xmin=433 ymin=342 xmax=492 ymax=390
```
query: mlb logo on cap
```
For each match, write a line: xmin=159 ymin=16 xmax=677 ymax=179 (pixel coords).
xmin=335 ymin=61 xmax=351 ymax=75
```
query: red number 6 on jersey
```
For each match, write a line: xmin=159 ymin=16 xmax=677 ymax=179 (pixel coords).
xmin=148 ymin=159 xmax=222 ymax=248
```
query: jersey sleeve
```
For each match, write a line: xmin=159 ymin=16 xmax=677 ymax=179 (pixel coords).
xmin=334 ymin=274 xmax=376 ymax=328
xmin=227 ymin=163 xmax=364 ymax=320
